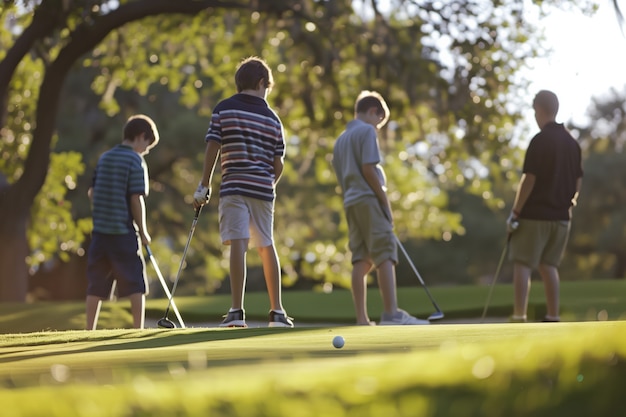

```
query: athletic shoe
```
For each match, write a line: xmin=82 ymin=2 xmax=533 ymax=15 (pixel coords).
xmin=510 ymin=315 xmax=527 ymax=323
xmin=219 ymin=309 xmax=247 ymax=328
xmin=379 ymin=309 xmax=430 ymax=325
xmin=542 ymin=316 xmax=560 ymax=322
xmin=268 ymin=310 xmax=294 ymax=328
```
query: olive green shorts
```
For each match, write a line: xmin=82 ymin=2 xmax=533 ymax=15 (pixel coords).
xmin=345 ymin=198 xmax=397 ymax=267
xmin=508 ymin=219 xmax=570 ymax=269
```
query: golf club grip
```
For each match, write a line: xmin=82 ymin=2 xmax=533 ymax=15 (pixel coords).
xmin=195 ymin=205 xmax=202 ymax=218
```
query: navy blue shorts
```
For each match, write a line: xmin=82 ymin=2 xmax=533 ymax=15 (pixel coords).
xmin=87 ymin=232 xmax=148 ymax=298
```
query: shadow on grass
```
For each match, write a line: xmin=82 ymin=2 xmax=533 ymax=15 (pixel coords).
xmin=0 ymin=327 xmax=323 ymax=364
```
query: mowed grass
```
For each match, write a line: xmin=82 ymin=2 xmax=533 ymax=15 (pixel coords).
xmin=2 ymin=279 xmax=626 ymax=333
xmin=1 ymin=323 xmax=625 ymax=416
xmin=1 ymin=280 xmax=626 ymax=416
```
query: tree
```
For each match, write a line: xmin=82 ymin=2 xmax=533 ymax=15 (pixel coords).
xmin=0 ymin=0 xmax=300 ymax=302
xmin=567 ymin=87 xmax=626 ymax=279
xmin=1 ymin=0 xmax=599 ymax=302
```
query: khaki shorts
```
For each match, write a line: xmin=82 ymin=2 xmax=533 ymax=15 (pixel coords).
xmin=218 ymin=195 xmax=274 ymax=248
xmin=508 ymin=219 xmax=570 ymax=269
xmin=346 ymin=198 xmax=397 ymax=267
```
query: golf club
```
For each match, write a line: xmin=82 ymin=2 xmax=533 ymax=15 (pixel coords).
xmin=379 ymin=204 xmax=444 ymax=320
xmin=395 ymin=235 xmax=445 ymax=321
xmin=480 ymin=222 xmax=518 ymax=322
xmin=145 ymin=245 xmax=185 ymax=328
xmin=157 ymin=205 xmax=203 ymax=329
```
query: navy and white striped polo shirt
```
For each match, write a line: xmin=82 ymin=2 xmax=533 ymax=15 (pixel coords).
xmin=205 ymin=93 xmax=285 ymax=202
xmin=91 ymin=144 xmax=148 ymax=234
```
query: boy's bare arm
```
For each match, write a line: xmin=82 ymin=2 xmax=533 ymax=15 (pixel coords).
xmin=194 ymin=141 xmax=221 ymax=208
xmin=512 ymin=173 xmax=536 ymax=215
xmin=273 ymin=156 xmax=284 ymax=183
xmin=200 ymin=141 xmax=221 ymax=186
xmin=361 ymin=163 xmax=393 ymax=223
xmin=130 ymin=193 xmax=151 ymax=245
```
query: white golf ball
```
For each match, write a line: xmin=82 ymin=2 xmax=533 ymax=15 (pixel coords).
xmin=332 ymin=335 xmax=345 ymax=349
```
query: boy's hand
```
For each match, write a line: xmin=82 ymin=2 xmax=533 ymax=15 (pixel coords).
xmin=506 ymin=212 xmax=519 ymax=234
xmin=193 ymin=182 xmax=211 ymax=207
xmin=139 ymin=230 xmax=151 ymax=246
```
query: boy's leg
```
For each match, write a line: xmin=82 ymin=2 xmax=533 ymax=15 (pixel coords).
xmin=229 ymin=238 xmax=249 ymax=310
xmin=257 ymin=244 xmax=283 ymax=311
xmin=352 ymin=259 xmax=374 ymax=325
xmin=512 ymin=262 xmax=532 ymax=320
xmin=85 ymin=295 xmax=104 ymax=330
xmin=538 ymin=263 xmax=560 ymax=320
xmin=376 ymin=259 xmax=399 ymax=316
xmin=128 ymin=292 xmax=146 ymax=329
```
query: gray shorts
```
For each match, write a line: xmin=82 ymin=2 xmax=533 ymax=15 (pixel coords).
xmin=508 ymin=219 xmax=570 ymax=269
xmin=218 ymin=195 xmax=274 ymax=248
xmin=346 ymin=198 xmax=397 ymax=267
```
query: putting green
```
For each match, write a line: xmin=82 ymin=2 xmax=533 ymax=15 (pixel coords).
xmin=1 ymin=322 xmax=625 ymax=416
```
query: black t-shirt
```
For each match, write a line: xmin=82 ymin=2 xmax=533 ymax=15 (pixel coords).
xmin=521 ymin=122 xmax=583 ymax=221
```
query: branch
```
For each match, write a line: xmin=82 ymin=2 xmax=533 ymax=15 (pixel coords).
xmin=15 ymin=0 xmax=246 ymax=208
xmin=614 ymin=0 xmax=625 ymax=32
xmin=0 ymin=2 xmax=68 ymax=127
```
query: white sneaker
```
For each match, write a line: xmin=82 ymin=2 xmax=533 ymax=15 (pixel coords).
xmin=380 ymin=309 xmax=430 ymax=325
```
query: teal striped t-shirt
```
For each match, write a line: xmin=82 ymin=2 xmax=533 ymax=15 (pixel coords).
xmin=91 ymin=144 xmax=148 ymax=234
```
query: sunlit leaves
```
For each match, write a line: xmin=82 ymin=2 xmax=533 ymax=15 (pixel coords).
xmin=28 ymin=151 xmax=91 ymax=269
xmin=1 ymin=0 xmax=604 ymax=294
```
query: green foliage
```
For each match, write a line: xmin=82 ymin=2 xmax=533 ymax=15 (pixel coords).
xmin=0 ymin=0 xmax=608 ymax=299
xmin=565 ymin=87 xmax=626 ymax=278
xmin=28 ymin=150 xmax=92 ymax=268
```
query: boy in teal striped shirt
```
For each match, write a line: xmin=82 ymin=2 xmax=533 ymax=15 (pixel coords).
xmin=86 ymin=114 xmax=159 ymax=330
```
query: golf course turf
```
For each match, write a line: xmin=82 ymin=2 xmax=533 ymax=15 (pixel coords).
xmin=1 ymin=281 xmax=626 ymax=416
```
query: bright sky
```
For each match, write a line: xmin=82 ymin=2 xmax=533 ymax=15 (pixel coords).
xmin=524 ymin=2 xmax=626 ymax=128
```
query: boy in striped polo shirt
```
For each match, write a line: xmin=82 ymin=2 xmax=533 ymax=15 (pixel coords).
xmin=193 ymin=56 xmax=293 ymax=328
xmin=86 ymin=115 xmax=160 ymax=330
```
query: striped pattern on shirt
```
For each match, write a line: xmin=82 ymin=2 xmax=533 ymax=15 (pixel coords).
xmin=91 ymin=144 xmax=148 ymax=234
xmin=205 ymin=93 xmax=285 ymax=202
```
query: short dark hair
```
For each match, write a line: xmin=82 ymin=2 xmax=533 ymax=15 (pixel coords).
xmin=235 ymin=56 xmax=274 ymax=92
xmin=355 ymin=90 xmax=390 ymax=127
xmin=123 ymin=114 xmax=159 ymax=146
xmin=533 ymin=90 xmax=559 ymax=117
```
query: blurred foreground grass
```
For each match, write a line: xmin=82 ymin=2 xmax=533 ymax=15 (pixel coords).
xmin=1 ymin=322 xmax=624 ymax=416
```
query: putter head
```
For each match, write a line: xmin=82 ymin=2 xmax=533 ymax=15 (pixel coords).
xmin=157 ymin=318 xmax=176 ymax=329
xmin=428 ymin=311 xmax=445 ymax=321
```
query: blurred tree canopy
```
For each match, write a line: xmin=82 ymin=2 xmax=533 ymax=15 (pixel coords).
xmin=566 ymin=87 xmax=626 ymax=279
xmin=0 ymin=0 xmax=604 ymax=302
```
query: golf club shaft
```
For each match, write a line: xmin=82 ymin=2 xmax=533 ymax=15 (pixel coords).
xmin=480 ymin=233 xmax=512 ymax=322
xmin=145 ymin=246 xmax=185 ymax=328
xmin=163 ymin=206 xmax=203 ymax=316
xmin=379 ymin=203 xmax=443 ymax=316
xmin=395 ymin=235 xmax=444 ymax=314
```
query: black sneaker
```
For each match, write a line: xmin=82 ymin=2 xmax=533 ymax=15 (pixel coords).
xmin=219 ymin=309 xmax=247 ymax=328
xmin=269 ymin=310 xmax=294 ymax=328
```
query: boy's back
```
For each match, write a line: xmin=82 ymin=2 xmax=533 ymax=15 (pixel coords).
xmin=206 ymin=93 xmax=284 ymax=202
xmin=92 ymin=144 xmax=147 ymax=234
xmin=333 ymin=118 xmax=386 ymax=207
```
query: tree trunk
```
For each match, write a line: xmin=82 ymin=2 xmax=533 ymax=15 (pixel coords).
xmin=0 ymin=197 xmax=29 ymax=301
xmin=0 ymin=0 xmax=292 ymax=302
